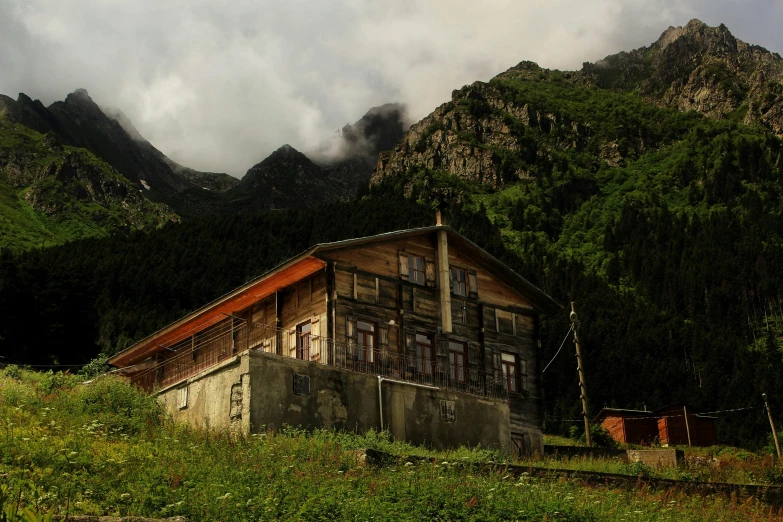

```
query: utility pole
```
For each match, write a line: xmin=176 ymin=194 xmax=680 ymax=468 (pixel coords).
xmin=764 ymin=393 xmax=782 ymax=459
xmin=683 ymin=405 xmax=692 ymax=448
xmin=571 ymin=302 xmax=591 ymax=447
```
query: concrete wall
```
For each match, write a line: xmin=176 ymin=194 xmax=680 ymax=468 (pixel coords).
xmin=157 ymin=350 xmax=514 ymax=452
xmin=157 ymin=354 xmax=251 ymax=433
xmin=247 ymin=350 xmax=512 ymax=451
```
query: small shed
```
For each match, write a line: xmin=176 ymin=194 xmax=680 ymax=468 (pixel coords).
xmin=656 ymin=404 xmax=717 ymax=447
xmin=594 ymin=408 xmax=659 ymax=445
xmin=594 ymin=405 xmax=718 ymax=447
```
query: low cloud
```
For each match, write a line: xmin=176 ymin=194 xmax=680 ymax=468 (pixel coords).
xmin=1 ymin=0 xmax=780 ymax=176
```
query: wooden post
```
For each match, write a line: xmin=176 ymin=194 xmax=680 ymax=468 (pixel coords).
xmin=437 ymin=227 xmax=452 ymax=334
xmin=764 ymin=393 xmax=782 ymax=458
xmin=683 ymin=405 xmax=692 ymax=448
xmin=571 ymin=302 xmax=591 ymax=447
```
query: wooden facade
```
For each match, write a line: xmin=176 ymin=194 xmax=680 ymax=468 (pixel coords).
xmin=109 ymin=225 xmax=561 ymax=452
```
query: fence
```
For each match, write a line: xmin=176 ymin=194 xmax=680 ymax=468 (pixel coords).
xmin=129 ymin=320 xmax=509 ymax=401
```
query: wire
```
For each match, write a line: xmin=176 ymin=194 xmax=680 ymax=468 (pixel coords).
xmin=542 ymin=324 xmax=574 ymax=374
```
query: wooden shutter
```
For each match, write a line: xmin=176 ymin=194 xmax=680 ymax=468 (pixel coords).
xmin=404 ymin=327 xmax=416 ymax=371
xmin=468 ymin=270 xmax=478 ymax=298
xmin=399 ymin=252 xmax=409 ymax=281
xmin=468 ymin=341 xmax=481 ymax=366
xmin=492 ymin=349 xmax=502 ymax=380
xmin=346 ymin=315 xmax=357 ymax=356
xmin=288 ymin=329 xmax=297 ymax=357
xmin=425 ymin=260 xmax=436 ymax=287
xmin=311 ymin=316 xmax=321 ymax=359
xmin=379 ymin=323 xmax=389 ymax=348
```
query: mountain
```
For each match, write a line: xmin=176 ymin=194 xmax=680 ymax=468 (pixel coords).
xmin=224 ymin=104 xmax=409 ymax=211
xmin=0 ymin=110 xmax=178 ymax=250
xmin=226 ymin=144 xmax=347 ymax=211
xmin=315 ymin=103 xmax=409 ymax=190
xmin=584 ymin=19 xmax=783 ymax=135
xmin=0 ymin=90 xmax=406 ymax=249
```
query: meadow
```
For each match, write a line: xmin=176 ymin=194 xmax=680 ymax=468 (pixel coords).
xmin=2 ymin=366 xmax=782 ymax=521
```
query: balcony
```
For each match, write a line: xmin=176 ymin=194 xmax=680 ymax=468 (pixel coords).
xmin=128 ymin=320 xmax=508 ymax=401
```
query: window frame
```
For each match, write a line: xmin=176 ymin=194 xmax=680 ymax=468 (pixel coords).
xmin=408 ymin=253 xmax=426 ymax=286
xmin=356 ymin=320 xmax=376 ymax=363
xmin=448 ymin=341 xmax=466 ymax=383
xmin=450 ymin=266 xmax=468 ymax=297
xmin=415 ymin=333 xmax=435 ymax=376
xmin=296 ymin=320 xmax=312 ymax=360
xmin=501 ymin=352 xmax=517 ymax=393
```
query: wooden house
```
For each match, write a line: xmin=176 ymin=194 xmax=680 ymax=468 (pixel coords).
xmin=108 ymin=222 xmax=561 ymax=455
xmin=595 ymin=405 xmax=718 ymax=447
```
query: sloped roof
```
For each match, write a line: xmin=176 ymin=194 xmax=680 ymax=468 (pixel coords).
xmin=108 ymin=225 xmax=562 ymax=368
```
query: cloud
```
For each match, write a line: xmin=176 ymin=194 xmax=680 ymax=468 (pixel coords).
xmin=0 ymin=0 xmax=780 ymax=176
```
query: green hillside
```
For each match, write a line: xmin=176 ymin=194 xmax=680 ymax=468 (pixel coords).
xmin=0 ymin=116 xmax=178 ymax=251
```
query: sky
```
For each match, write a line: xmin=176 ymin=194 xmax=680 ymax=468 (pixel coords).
xmin=1 ymin=0 xmax=781 ymax=177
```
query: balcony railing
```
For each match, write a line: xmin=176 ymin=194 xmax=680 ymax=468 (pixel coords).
xmin=129 ymin=320 xmax=509 ymax=401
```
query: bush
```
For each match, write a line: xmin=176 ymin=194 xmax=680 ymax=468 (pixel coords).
xmin=76 ymin=376 xmax=164 ymax=436
xmin=569 ymin=424 xmax=618 ymax=449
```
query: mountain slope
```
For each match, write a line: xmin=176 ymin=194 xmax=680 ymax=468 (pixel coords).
xmin=583 ymin=19 xmax=783 ymax=135
xmin=0 ymin=115 xmax=178 ymax=251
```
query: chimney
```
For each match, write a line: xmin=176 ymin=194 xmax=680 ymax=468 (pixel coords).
xmin=436 ymin=210 xmax=444 ymax=226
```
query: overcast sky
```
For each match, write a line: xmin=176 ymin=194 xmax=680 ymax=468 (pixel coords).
xmin=1 ymin=0 xmax=781 ymax=176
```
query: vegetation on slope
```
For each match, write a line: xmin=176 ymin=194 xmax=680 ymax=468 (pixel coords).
xmin=0 ymin=116 xmax=177 ymax=251
xmin=2 ymin=367 xmax=781 ymax=521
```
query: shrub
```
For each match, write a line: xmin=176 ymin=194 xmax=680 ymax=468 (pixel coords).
xmin=76 ymin=376 xmax=164 ymax=436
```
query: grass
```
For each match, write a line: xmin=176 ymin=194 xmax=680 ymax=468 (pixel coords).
xmin=3 ymin=368 xmax=783 ymax=521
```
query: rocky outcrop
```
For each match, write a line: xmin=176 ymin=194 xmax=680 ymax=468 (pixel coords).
xmin=373 ymin=82 xmax=600 ymax=188
xmin=585 ymin=19 xmax=783 ymax=136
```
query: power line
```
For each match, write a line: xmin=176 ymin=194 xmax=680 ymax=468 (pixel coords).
xmin=542 ymin=323 xmax=574 ymax=374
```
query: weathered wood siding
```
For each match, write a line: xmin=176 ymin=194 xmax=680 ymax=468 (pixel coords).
xmin=319 ymin=232 xmax=543 ymax=436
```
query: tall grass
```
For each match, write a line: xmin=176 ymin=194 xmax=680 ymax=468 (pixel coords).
xmin=2 ymin=367 xmax=782 ymax=521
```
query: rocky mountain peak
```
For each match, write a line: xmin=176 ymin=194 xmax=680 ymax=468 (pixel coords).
xmin=64 ymin=88 xmax=93 ymax=106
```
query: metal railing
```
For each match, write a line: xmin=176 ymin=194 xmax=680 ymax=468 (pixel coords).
xmin=129 ymin=320 xmax=509 ymax=401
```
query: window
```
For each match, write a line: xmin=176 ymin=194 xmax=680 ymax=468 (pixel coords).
xmin=449 ymin=341 xmax=466 ymax=382
xmin=408 ymin=254 xmax=426 ymax=285
xmin=502 ymin=352 xmax=526 ymax=392
xmin=357 ymin=320 xmax=375 ymax=363
xmin=296 ymin=321 xmax=311 ymax=360
xmin=451 ymin=267 xmax=468 ymax=297
xmin=415 ymin=334 xmax=435 ymax=375
xmin=177 ymin=386 xmax=189 ymax=410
